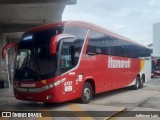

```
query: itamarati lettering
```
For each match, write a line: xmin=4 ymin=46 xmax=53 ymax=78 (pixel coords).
xmin=108 ymin=56 xmax=131 ymax=68
xmin=21 ymin=83 xmax=36 ymax=88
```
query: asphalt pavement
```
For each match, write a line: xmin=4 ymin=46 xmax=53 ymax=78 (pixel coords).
xmin=1 ymin=77 xmax=160 ymax=120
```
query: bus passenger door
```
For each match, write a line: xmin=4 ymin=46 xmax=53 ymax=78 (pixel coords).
xmin=59 ymin=38 xmax=78 ymax=99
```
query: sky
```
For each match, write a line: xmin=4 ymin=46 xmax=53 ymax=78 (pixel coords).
xmin=63 ymin=0 xmax=160 ymax=45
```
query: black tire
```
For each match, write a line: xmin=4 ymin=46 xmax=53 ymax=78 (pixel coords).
xmin=132 ymin=76 xmax=140 ymax=90
xmin=80 ymin=82 xmax=92 ymax=104
xmin=139 ymin=75 xmax=145 ymax=88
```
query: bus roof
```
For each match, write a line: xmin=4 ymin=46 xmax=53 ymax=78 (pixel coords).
xmin=26 ymin=20 xmax=149 ymax=48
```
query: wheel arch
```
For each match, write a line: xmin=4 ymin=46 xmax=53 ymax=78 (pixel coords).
xmin=137 ymin=74 xmax=140 ymax=79
xmin=84 ymin=78 xmax=96 ymax=95
xmin=141 ymin=73 xmax=145 ymax=83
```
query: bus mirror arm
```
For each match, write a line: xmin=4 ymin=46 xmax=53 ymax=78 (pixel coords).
xmin=2 ymin=43 xmax=17 ymax=59
xmin=50 ymin=34 xmax=76 ymax=55
xmin=50 ymin=35 xmax=59 ymax=55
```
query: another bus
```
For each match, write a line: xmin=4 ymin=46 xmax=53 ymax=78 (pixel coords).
xmin=2 ymin=21 xmax=151 ymax=103
xmin=151 ymin=57 xmax=160 ymax=77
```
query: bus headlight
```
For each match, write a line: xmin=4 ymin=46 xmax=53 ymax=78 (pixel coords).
xmin=43 ymin=78 xmax=66 ymax=90
xmin=54 ymin=81 xmax=61 ymax=86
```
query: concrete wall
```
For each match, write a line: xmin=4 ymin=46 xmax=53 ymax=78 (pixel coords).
xmin=0 ymin=27 xmax=22 ymax=87
xmin=0 ymin=26 xmax=8 ymax=88
xmin=0 ymin=0 xmax=76 ymax=88
xmin=153 ymin=23 xmax=160 ymax=56
xmin=0 ymin=26 xmax=3 ymax=58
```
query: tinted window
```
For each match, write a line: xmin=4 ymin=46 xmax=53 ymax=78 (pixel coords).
xmin=85 ymin=29 xmax=151 ymax=58
xmin=105 ymin=37 xmax=151 ymax=58
xmin=87 ymin=31 xmax=105 ymax=55
xmin=19 ymin=27 xmax=63 ymax=49
xmin=128 ymin=44 xmax=151 ymax=58
xmin=64 ymin=26 xmax=87 ymax=39
xmin=15 ymin=27 xmax=63 ymax=81
xmin=117 ymin=39 xmax=129 ymax=57
xmin=60 ymin=38 xmax=83 ymax=74
xmin=105 ymin=37 xmax=119 ymax=56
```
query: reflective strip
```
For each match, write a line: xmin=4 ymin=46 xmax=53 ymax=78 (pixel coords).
xmin=16 ymin=87 xmax=46 ymax=93
xmin=15 ymin=78 xmax=66 ymax=93
xmin=16 ymin=87 xmax=28 ymax=92
xmin=29 ymin=87 xmax=45 ymax=93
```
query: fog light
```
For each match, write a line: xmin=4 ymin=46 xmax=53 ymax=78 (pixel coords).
xmin=46 ymin=95 xmax=53 ymax=100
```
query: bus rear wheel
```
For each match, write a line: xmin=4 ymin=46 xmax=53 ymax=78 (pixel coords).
xmin=133 ymin=76 xmax=140 ymax=90
xmin=139 ymin=75 xmax=145 ymax=88
xmin=80 ymin=82 xmax=92 ymax=104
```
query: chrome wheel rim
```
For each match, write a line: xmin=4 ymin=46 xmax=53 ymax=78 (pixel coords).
xmin=83 ymin=88 xmax=90 ymax=100
xmin=136 ymin=79 xmax=139 ymax=88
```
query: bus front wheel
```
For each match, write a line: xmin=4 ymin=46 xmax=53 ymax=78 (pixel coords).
xmin=80 ymin=82 xmax=92 ymax=104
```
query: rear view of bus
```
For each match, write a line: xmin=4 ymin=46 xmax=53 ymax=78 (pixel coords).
xmin=2 ymin=21 xmax=151 ymax=104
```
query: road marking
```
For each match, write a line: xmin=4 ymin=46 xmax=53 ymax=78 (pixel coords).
xmin=0 ymin=117 xmax=9 ymax=120
xmin=36 ymin=105 xmax=52 ymax=120
xmin=68 ymin=104 xmax=94 ymax=120
xmin=37 ymin=117 xmax=52 ymax=120
xmin=105 ymin=108 xmax=127 ymax=120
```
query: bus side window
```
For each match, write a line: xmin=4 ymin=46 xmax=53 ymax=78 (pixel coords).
xmin=60 ymin=46 xmax=71 ymax=68
xmin=86 ymin=31 xmax=105 ymax=55
xmin=104 ymin=37 xmax=116 ymax=56
xmin=59 ymin=38 xmax=83 ymax=74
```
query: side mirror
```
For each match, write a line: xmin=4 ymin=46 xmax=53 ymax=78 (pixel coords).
xmin=2 ymin=43 xmax=17 ymax=59
xmin=49 ymin=34 xmax=75 ymax=54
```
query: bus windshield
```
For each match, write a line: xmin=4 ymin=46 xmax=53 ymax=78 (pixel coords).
xmin=15 ymin=49 xmax=57 ymax=81
xmin=14 ymin=27 xmax=62 ymax=81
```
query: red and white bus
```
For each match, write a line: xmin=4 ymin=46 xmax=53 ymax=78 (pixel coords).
xmin=2 ymin=21 xmax=151 ymax=103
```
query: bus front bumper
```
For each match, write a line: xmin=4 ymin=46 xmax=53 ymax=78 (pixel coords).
xmin=14 ymin=86 xmax=62 ymax=103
